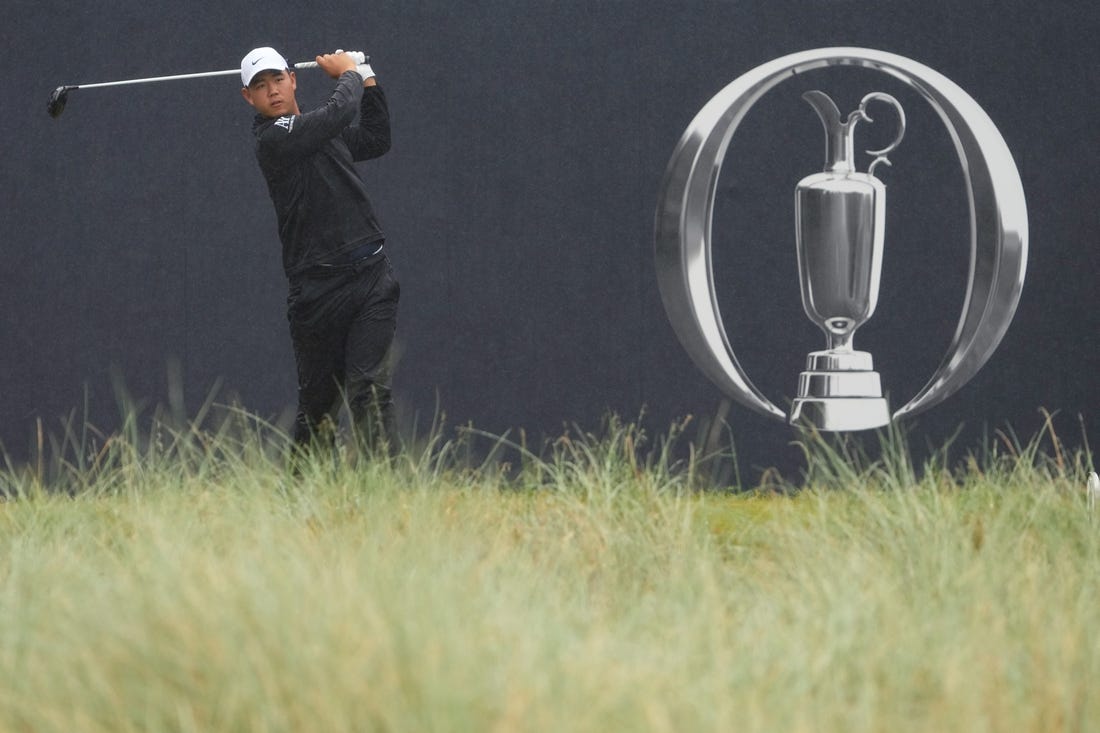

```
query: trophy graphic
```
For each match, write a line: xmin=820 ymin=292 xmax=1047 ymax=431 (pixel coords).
xmin=654 ymin=48 xmax=1027 ymax=433
xmin=789 ymin=91 xmax=906 ymax=431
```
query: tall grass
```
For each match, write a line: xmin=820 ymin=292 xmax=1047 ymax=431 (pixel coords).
xmin=0 ymin=405 xmax=1096 ymax=732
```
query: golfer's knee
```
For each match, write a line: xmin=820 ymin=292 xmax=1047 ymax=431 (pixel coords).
xmin=350 ymin=384 xmax=396 ymax=450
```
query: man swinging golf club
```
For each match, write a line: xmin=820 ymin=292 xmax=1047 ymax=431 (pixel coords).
xmin=241 ymin=47 xmax=398 ymax=461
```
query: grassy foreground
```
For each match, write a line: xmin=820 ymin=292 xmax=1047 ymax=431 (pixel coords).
xmin=0 ymin=410 xmax=1097 ymax=732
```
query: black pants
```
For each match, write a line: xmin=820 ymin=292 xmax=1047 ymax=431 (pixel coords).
xmin=286 ymin=253 xmax=400 ymax=456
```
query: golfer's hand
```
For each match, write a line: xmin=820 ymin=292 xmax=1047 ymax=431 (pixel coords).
xmin=316 ymin=52 xmax=358 ymax=79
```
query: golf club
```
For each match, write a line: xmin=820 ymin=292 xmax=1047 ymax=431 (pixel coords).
xmin=47 ymin=51 xmax=367 ymax=118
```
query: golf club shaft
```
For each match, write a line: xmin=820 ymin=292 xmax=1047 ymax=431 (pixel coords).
xmin=71 ymin=53 xmax=365 ymax=90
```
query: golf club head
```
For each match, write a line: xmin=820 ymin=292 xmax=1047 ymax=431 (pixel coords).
xmin=47 ymin=86 xmax=73 ymax=118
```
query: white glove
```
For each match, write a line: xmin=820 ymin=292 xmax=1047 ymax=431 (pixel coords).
xmin=333 ymin=50 xmax=365 ymax=63
xmin=334 ymin=49 xmax=373 ymax=80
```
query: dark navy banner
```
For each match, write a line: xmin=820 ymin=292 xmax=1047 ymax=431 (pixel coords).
xmin=5 ymin=1 xmax=1097 ymax=478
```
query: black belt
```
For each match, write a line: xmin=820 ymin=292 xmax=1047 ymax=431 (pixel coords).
xmin=297 ymin=242 xmax=385 ymax=281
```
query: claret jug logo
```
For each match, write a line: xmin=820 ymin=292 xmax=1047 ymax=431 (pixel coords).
xmin=654 ymin=48 xmax=1028 ymax=432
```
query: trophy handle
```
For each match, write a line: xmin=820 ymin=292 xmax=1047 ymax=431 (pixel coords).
xmin=857 ymin=92 xmax=907 ymax=177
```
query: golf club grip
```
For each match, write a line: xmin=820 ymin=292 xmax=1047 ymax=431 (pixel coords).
xmin=294 ymin=51 xmax=366 ymax=69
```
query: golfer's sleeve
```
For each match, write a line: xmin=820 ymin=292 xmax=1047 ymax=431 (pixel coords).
xmin=257 ymin=74 xmax=362 ymax=162
xmin=344 ymin=85 xmax=391 ymax=161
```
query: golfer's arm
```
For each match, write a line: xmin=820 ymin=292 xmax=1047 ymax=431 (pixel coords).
xmin=259 ymin=73 xmax=362 ymax=160
xmin=344 ymin=85 xmax=391 ymax=161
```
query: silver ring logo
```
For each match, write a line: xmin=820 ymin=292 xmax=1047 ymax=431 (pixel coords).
xmin=654 ymin=47 xmax=1028 ymax=428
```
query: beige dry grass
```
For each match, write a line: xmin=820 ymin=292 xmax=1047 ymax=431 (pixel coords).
xmin=0 ymin=410 xmax=1095 ymax=732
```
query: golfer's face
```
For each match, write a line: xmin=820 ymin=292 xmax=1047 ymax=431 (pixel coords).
xmin=244 ymin=70 xmax=297 ymax=117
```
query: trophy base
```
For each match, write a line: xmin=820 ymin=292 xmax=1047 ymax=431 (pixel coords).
xmin=788 ymin=350 xmax=891 ymax=432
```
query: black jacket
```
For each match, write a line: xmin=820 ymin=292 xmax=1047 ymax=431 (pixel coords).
xmin=252 ymin=72 xmax=390 ymax=279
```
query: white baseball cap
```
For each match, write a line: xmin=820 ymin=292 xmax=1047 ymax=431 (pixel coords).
xmin=241 ymin=47 xmax=290 ymax=86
